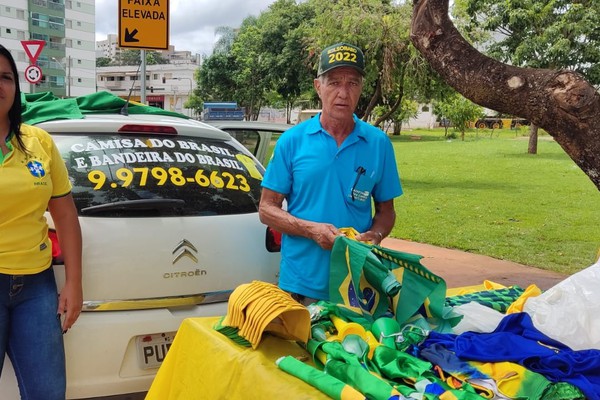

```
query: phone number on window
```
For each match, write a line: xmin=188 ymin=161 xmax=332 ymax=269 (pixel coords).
xmin=87 ymin=167 xmax=251 ymax=192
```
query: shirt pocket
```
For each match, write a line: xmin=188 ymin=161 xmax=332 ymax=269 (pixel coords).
xmin=346 ymin=167 xmax=375 ymax=205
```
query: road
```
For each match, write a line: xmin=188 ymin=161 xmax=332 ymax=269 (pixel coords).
xmin=381 ymin=238 xmax=567 ymax=291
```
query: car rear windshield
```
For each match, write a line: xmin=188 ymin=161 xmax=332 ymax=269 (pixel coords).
xmin=53 ymin=134 xmax=264 ymax=217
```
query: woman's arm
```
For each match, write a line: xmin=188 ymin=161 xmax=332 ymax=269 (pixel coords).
xmin=48 ymin=193 xmax=83 ymax=332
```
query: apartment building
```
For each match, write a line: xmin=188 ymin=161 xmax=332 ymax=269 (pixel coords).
xmin=97 ymin=33 xmax=200 ymax=66
xmin=95 ymin=32 xmax=201 ymax=117
xmin=0 ymin=0 xmax=96 ymax=97
xmin=97 ymin=63 xmax=198 ymax=118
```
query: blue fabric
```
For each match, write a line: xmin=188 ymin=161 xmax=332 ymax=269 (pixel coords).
xmin=262 ymin=114 xmax=402 ymax=300
xmin=419 ymin=343 xmax=488 ymax=380
xmin=421 ymin=313 xmax=600 ymax=400
xmin=0 ymin=267 xmax=66 ymax=400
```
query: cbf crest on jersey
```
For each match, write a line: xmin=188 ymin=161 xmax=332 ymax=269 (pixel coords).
xmin=27 ymin=160 xmax=46 ymax=178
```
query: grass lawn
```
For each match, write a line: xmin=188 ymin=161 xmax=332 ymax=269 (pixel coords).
xmin=390 ymin=127 xmax=600 ymax=275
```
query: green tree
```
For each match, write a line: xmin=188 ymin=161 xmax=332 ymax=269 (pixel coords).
xmin=461 ymin=0 xmax=600 ymax=153
xmin=372 ymin=98 xmax=419 ymax=135
xmin=411 ymin=0 xmax=600 ymax=190
xmin=434 ymin=92 xmax=484 ymax=140
xmin=197 ymin=0 xmax=434 ymax=127
xmin=118 ymin=50 xmax=169 ymax=66
xmin=197 ymin=52 xmax=238 ymax=104
xmin=256 ymin=0 xmax=315 ymax=123
xmin=96 ymin=57 xmax=112 ymax=67
xmin=145 ymin=51 xmax=169 ymax=65
xmin=185 ymin=69 xmax=204 ymax=118
xmin=213 ymin=26 xmax=237 ymax=54
xmin=230 ymin=16 xmax=271 ymax=120
xmin=120 ymin=49 xmax=140 ymax=65
xmin=304 ymin=0 xmax=426 ymax=130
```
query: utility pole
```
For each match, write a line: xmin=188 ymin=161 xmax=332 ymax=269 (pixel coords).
xmin=167 ymin=77 xmax=193 ymax=117
xmin=66 ymin=55 xmax=71 ymax=97
xmin=141 ymin=49 xmax=146 ymax=104
xmin=52 ymin=56 xmax=71 ymax=97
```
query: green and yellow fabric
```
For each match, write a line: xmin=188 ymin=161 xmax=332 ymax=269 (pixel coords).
xmin=276 ymin=355 xmax=367 ymax=400
xmin=445 ymin=286 xmax=525 ymax=313
xmin=217 ymin=280 xmax=311 ymax=349
xmin=329 ymin=236 xmax=460 ymax=332
xmin=21 ymin=91 xmax=188 ymax=125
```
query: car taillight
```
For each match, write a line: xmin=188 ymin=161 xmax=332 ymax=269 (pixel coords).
xmin=265 ymin=227 xmax=281 ymax=253
xmin=118 ymin=124 xmax=178 ymax=134
xmin=48 ymin=229 xmax=64 ymax=265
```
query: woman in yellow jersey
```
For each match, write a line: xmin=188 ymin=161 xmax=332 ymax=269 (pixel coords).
xmin=0 ymin=44 xmax=82 ymax=400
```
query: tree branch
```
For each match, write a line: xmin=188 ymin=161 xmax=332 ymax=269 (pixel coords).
xmin=411 ymin=0 xmax=600 ymax=190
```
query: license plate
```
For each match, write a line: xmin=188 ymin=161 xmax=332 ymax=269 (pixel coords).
xmin=135 ymin=331 xmax=177 ymax=369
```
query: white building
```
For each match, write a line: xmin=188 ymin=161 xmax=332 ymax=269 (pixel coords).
xmin=402 ymin=104 xmax=437 ymax=129
xmin=95 ymin=33 xmax=201 ymax=117
xmin=96 ymin=33 xmax=200 ymax=66
xmin=96 ymin=63 xmax=198 ymax=118
xmin=0 ymin=0 xmax=96 ymax=97
xmin=95 ymin=33 xmax=121 ymax=61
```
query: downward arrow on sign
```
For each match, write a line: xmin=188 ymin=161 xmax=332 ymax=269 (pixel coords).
xmin=124 ymin=28 xmax=139 ymax=42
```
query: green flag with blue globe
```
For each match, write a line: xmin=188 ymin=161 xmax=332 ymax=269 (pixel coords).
xmin=329 ymin=236 xmax=459 ymax=332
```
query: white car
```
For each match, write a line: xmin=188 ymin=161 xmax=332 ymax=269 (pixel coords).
xmin=0 ymin=112 xmax=281 ymax=399
xmin=206 ymin=120 xmax=294 ymax=165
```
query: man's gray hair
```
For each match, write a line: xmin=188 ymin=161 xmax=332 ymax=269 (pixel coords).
xmin=318 ymin=72 xmax=364 ymax=84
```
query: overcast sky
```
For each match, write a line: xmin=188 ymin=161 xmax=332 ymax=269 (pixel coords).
xmin=95 ymin=0 xmax=276 ymax=56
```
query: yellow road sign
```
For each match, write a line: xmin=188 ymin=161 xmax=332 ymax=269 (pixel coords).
xmin=118 ymin=0 xmax=170 ymax=50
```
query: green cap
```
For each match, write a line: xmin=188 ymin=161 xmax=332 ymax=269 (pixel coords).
xmin=317 ymin=42 xmax=365 ymax=77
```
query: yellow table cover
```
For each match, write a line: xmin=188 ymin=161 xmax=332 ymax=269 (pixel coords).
xmin=146 ymin=316 xmax=330 ymax=400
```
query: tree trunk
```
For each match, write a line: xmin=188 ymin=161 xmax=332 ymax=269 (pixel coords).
xmin=394 ymin=120 xmax=402 ymax=135
xmin=286 ymin=101 xmax=292 ymax=124
xmin=528 ymin=124 xmax=539 ymax=154
xmin=362 ymin=78 xmax=382 ymax=121
xmin=374 ymin=91 xmax=404 ymax=131
xmin=411 ymin=0 xmax=600 ymax=191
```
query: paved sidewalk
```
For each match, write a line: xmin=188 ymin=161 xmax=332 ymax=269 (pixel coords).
xmin=381 ymin=238 xmax=567 ymax=291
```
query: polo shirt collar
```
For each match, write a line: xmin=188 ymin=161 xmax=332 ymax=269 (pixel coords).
xmin=307 ymin=113 xmax=368 ymax=142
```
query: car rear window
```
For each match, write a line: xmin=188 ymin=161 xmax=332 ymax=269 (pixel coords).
xmin=53 ymin=134 xmax=264 ymax=217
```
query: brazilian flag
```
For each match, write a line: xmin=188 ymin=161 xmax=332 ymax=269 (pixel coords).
xmin=329 ymin=236 xmax=460 ymax=332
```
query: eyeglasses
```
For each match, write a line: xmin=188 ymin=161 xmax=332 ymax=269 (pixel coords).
xmin=351 ymin=166 xmax=366 ymax=201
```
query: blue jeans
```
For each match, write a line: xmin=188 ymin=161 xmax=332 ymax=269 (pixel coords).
xmin=0 ymin=267 xmax=66 ymax=400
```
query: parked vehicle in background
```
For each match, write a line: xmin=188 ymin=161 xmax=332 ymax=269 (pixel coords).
xmin=475 ymin=116 xmax=504 ymax=129
xmin=0 ymin=95 xmax=280 ymax=399
xmin=207 ymin=120 xmax=293 ymax=165
xmin=202 ymin=102 xmax=245 ymax=121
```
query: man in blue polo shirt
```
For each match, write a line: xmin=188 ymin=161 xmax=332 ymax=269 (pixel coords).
xmin=259 ymin=42 xmax=402 ymax=305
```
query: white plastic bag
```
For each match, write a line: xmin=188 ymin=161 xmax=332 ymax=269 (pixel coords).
xmin=524 ymin=260 xmax=600 ymax=350
xmin=451 ymin=301 xmax=505 ymax=334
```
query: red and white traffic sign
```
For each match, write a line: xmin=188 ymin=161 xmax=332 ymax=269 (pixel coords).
xmin=21 ymin=40 xmax=46 ymax=64
xmin=25 ymin=65 xmax=42 ymax=84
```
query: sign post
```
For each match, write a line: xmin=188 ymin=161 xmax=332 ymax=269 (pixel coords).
xmin=21 ymin=40 xmax=46 ymax=88
xmin=118 ymin=0 xmax=170 ymax=50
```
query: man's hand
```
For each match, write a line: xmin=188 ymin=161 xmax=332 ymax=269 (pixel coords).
xmin=310 ymin=223 xmax=342 ymax=250
xmin=355 ymin=230 xmax=383 ymax=245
